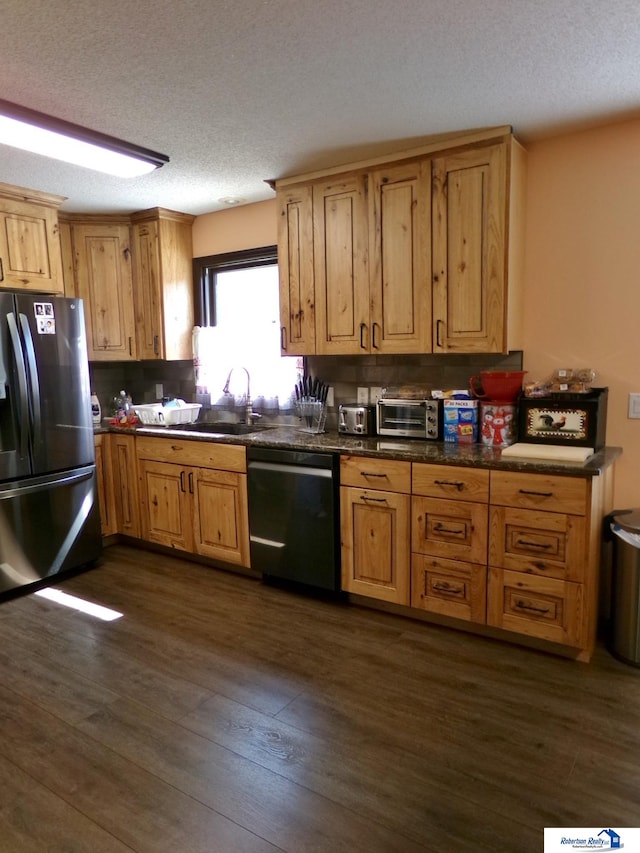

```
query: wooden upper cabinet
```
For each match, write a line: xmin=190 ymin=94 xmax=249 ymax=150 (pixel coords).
xmin=313 ymin=173 xmax=369 ymax=355
xmin=69 ymin=221 xmax=137 ymax=360
xmin=432 ymin=139 xmax=525 ymax=353
xmin=131 ymin=209 xmax=195 ymax=361
xmin=368 ymin=159 xmax=432 ymax=353
xmin=278 ymin=185 xmax=315 ymax=355
xmin=0 ymin=183 xmax=65 ymax=294
xmin=274 ymin=126 xmax=525 ymax=357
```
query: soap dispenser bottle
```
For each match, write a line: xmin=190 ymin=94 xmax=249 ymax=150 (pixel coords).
xmin=91 ymin=391 xmax=101 ymax=426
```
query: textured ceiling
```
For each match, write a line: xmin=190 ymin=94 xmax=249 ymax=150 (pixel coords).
xmin=2 ymin=0 xmax=640 ymax=215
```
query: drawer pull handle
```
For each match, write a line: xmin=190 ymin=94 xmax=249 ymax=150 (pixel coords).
xmin=360 ymin=495 xmax=388 ymax=504
xmin=519 ymin=489 xmax=553 ymax=498
xmin=360 ymin=471 xmax=388 ymax=479
xmin=433 ymin=582 xmax=463 ymax=596
xmin=514 ymin=599 xmax=551 ymax=615
xmin=434 ymin=479 xmax=464 ymax=492
xmin=516 ymin=539 xmax=552 ymax=549
xmin=434 ymin=522 xmax=463 ymax=535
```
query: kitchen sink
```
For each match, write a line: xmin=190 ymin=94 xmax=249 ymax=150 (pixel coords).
xmin=168 ymin=421 xmax=273 ymax=435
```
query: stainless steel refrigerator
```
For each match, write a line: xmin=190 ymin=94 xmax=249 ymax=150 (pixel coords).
xmin=0 ymin=292 xmax=101 ymax=595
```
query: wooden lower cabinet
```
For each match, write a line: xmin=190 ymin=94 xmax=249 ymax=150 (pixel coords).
xmin=138 ymin=459 xmax=191 ymax=550
xmin=111 ymin=433 xmax=141 ymax=538
xmin=487 ymin=568 xmax=582 ymax=648
xmin=137 ymin=437 xmax=250 ymax=568
xmin=340 ymin=485 xmax=410 ymax=604
xmin=487 ymin=468 xmax=613 ymax=659
xmin=412 ymin=496 xmax=488 ymax=565
xmin=340 ymin=455 xmax=411 ymax=604
xmin=412 ymin=554 xmax=486 ymax=623
xmin=94 ymin=434 xmax=117 ymax=537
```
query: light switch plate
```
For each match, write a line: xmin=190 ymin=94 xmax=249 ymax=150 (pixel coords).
xmin=155 ymin=383 xmax=163 ymax=400
xmin=629 ymin=393 xmax=640 ymax=419
xmin=357 ymin=387 xmax=369 ymax=405
xmin=326 ymin=386 xmax=334 ymax=407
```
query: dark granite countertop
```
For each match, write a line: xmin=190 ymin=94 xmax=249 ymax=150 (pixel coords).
xmin=97 ymin=422 xmax=621 ymax=478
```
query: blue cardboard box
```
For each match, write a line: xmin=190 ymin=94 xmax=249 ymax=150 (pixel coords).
xmin=443 ymin=399 xmax=478 ymax=443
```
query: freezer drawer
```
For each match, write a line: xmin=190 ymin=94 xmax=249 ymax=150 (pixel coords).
xmin=0 ymin=465 xmax=101 ymax=594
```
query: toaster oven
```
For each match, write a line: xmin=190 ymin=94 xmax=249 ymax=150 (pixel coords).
xmin=376 ymin=398 xmax=442 ymax=439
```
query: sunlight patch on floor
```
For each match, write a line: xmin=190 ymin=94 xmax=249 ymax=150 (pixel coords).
xmin=35 ymin=587 xmax=123 ymax=621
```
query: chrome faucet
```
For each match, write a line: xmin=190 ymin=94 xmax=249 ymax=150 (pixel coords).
xmin=222 ymin=366 xmax=260 ymax=425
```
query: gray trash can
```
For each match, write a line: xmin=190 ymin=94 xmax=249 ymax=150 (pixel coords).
xmin=608 ymin=508 xmax=640 ymax=666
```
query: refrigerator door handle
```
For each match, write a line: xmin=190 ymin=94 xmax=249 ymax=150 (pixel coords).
xmin=19 ymin=313 xmax=41 ymax=449
xmin=7 ymin=312 xmax=29 ymax=457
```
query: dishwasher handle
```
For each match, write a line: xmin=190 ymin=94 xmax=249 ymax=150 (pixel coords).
xmin=248 ymin=460 xmax=333 ymax=479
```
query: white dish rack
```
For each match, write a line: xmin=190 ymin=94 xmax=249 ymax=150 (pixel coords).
xmin=133 ymin=402 xmax=202 ymax=426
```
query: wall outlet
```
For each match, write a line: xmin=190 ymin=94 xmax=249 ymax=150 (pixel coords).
xmin=370 ymin=386 xmax=383 ymax=404
xmin=155 ymin=383 xmax=163 ymax=400
xmin=326 ymin=386 xmax=334 ymax=407
xmin=629 ymin=393 xmax=640 ymax=419
xmin=357 ymin=386 xmax=369 ymax=405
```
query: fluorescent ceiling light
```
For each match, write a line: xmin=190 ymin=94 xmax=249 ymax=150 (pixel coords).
xmin=0 ymin=99 xmax=169 ymax=178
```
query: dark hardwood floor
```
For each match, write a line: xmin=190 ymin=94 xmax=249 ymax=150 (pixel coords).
xmin=0 ymin=544 xmax=638 ymax=852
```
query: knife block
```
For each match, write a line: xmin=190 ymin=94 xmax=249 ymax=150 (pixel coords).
xmin=295 ymin=401 xmax=326 ymax=433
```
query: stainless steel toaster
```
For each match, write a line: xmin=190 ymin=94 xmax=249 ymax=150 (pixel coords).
xmin=338 ymin=403 xmax=375 ymax=436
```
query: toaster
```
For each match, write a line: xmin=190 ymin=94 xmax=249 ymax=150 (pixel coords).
xmin=338 ymin=403 xmax=375 ymax=436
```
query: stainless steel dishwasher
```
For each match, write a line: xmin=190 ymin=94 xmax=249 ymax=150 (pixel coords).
xmin=247 ymin=446 xmax=340 ymax=592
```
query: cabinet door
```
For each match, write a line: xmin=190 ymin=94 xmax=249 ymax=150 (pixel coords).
xmin=111 ymin=434 xmax=140 ymax=538
xmin=133 ymin=214 xmax=194 ymax=361
xmin=369 ymin=160 xmax=432 ymax=353
xmin=314 ymin=174 xmax=369 ymax=354
xmin=0 ymin=200 xmax=63 ymax=293
xmin=192 ymin=468 xmax=250 ymax=567
xmin=133 ymin=219 xmax=162 ymax=359
xmin=94 ymin=435 xmax=117 ymax=537
xmin=277 ymin=185 xmax=315 ymax=355
xmin=432 ymin=143 xmax=507 ymax=353
xmin=73 ymin=223 xmax=137 ymax=360
xmin=139 ymin=459 xmax=192 ymax=551
xmin=340 ymin=486 xmax=410 ymax=604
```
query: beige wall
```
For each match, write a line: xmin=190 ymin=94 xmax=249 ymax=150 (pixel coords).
xmin=192 ymin=122 xmax=639 ymax=506
xmin=192 ymin=198 xmax=277 ymax=257
xmin=523 ymin=118 xmax=640 ymax=507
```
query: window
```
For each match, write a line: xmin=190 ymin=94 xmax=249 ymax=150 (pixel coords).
xmin=192 ymin=247 xmax=300 ymax=411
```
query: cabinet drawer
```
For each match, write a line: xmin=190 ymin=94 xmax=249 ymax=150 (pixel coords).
xmin=489 ymin=506 xmax=586 ymax=582
xmin=411 ymin=554 xmax=486 ymax=623
xmin=412 ymin=463 xmax=489 ymax=502
xmin=487 ymin=567 xmax=583 ymax=647
xmin=412 ymin=496 xmax=488 ymax=564
xmin=340 ymin=455 xmax=411 ymax=493
xmin=490 ymin=470 xmax=587 ymax=515
xmin=136 ymin=436 xmax=246 ymax=472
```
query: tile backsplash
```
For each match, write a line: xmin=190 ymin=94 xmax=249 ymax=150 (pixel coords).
xmin=90 ymin=360 xmax=195 ymax=420
xmin=306 ymin=350 xmax=524 ymax=408
xmin=89 ymin=351 xmax=523 ymax=427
